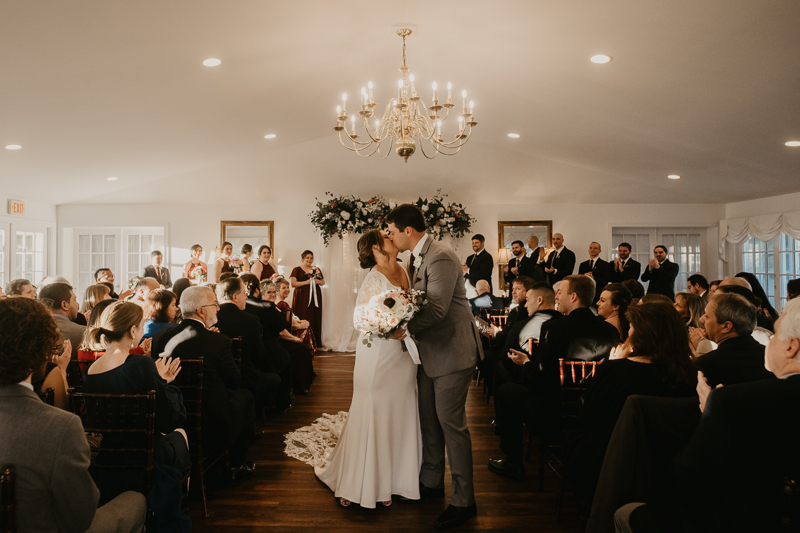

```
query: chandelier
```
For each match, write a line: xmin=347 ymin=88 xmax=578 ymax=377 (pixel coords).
xmin=333 ymin=28 xmax=477 ymax=162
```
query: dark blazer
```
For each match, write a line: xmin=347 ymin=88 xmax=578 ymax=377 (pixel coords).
xmin=504 ymin=254 xmax=532 ymax=286
xmin=465 ymin=249 xmax=494 ymax=291
xmin=694 ymin=335 xmax=775 ymax=387
xmin=215 ymin=303 xmax=273 ymax=390
xmin=641 ymin=259 xmax=679 ymax=300
xmin=523 ymin=247 xmax=548 ymax=283
xmin=143 ymin=265 xmax=172 ymax=289
xmin=578 ymin=257 xmax=612 ymax=303
xmin=671 ymin=374 xmax=800 ymax=532
xmin=545 ymin=247 xmax=576 ymax=285
xmin=243 ymin=297 xmax=292 ymax=374
xmin=609 ymin=257 xmax=642 ymax=283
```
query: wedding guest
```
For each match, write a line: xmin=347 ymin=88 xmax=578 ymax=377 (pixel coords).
xmin=469 ymin=280 xmax=496 ymax=315
xmin=641 ymin=245 xmax=679 ymax=301
xmin=708 ymin=279 xmax=722 ymax=298
xmin=788 ymin=278 xmax=800 ymax=300
xmin=640 ymin=293 xmax=673 ymax=305
xmin=526 ymin=235 xmax=547 ymax=283
xmin=264 ymin=279 xmax=315 ymax=394
xmin=543 ymin=233 xmax=576 ymax=285
xmin=503 ymin=240 xmax=530 ymax=287
xmin=291 ymin=250 xmax=324 ymax=347
xmin=143 ymin=250 xmax=172 ymax=289
xmin=736 ymin=271 xmax=780 ymax=320
xmin=695 ymin=292 xmax=774 ymax=387
xmin=463 ymin=234 xmax=494 ymax=291
xmin=172 ymin=277 xmax=192 ymax=304
xmin=239 ymin=244 xmax=253 ymax=273
xmin=622 ymin=278 xmax=645 ymax=301
xmin=673 ymin=291 xmax=705 ymax=328
xmin=597 ymin=283 xmax=632 ymax=342
xmin=251 ymin=245 xmax=277 ymax=280
xmin=142 ymin=289 xmax=179 ymax=340
xmin=210 ymin=241 xmax=243 ymax=283
xmin=39 ymin=282 xmax=84 ymax=361
xmin=94 ymin=268 xmax=122 ymax=299
xmin=0 ymin=297 xmax=147 ymax=533
xmin=79 ymin=284 xmax=111 ymax=321
xmin=30 ymin=338 xmax=71 ymax=410
xmin=719 ymin=277 xmax=775 ymax=332
xmin=77 ymin=299 xmax=117 ymax=369
xmin=130 ymin=277 xmax=159 ymax=307
xmin=0 ymin=285 xmax=5 ymax=300
xmin=5 ymin=278 xmax=36 ymax=299
xmin=182 ymin=244 xmax=208 ymax=285
xmin=578 ymin=241 xmax=611 ymax=304
xmin=610 ymin=242 xmax=642 ymax=283
xmin=565 ymin=302 xmax=696 ymax=505
xmin=152 ymin=286 xmax=256 ymax=483
xmin=687 ymin=274 xmax=709 ymax=302
xmin=275 ymin=276 xmax=316 ymax=353
xmin=83 ymin=301 xmax=190 ymax=501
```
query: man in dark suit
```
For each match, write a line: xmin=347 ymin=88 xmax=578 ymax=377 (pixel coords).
xmin=214 ymin=277 xmax=282 ymax=414
xmin=614 ymin=297 xmax=800 ymax=533
xmin=687 ymin=273 xmax=709 ymax=303
xmin=463 ymin=233 xmax=494 ymax=292
xmin=152 ymin=286 xmax=256 ymax=481
xmin=578 ymin=241 xmax=612 ymax=304
xmin=525 ymin=235 xmax=548 ymax=283
xmin=143 ymin=250 xmax=172 ymax=289
xmin=695 ymin=292 xmax=775 ymax=387
xmin=503 ymin=240 xmax=530 ymax=288
xmin=489 ymin=275 xmax=618 ymax=480
xmin=544 ymin=233 xmax=576 ymax=285
xmin=640 ymin=245 xmax=679 ymax=301
xmin=610 ymin=241 xmax=642 ymax=283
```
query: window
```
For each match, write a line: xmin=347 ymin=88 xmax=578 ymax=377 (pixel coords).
xmin=660 ymin=232 xmax=702 ymax=294
xmin=77 ymin=233 xmax=117 ymax=296
xmin=15 ymin=231 xmax=45 ymax=284
xmin=739 ymin=234 xmax=800 ymax=312
xmin=127 ymin=233 xmax=164 ymax=284
xmin=779 ymin=235 xmax=800 ymax=309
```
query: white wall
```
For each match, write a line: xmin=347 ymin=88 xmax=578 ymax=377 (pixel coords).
xmin=0 ymin=194 xmax=58 ymax=281
xmin=725 ymin=191 xmax=800 ymax=219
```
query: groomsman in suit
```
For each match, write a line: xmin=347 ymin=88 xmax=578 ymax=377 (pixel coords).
xmin=525 ymin=235 xmax=547 ymax=283
xmin=578 ymin=242 xmax=612 ymax=304
xmin=610 ymin=242 xmax=642 ymax=283
xmin=143 ymin=250 xmax=172 ymax=289
xmin=463 ymin=234 xmax=494 ymax=292
xmin=503 ymin=240 xmax=531 ymax=287
xmin=543 ymin=233 xmax=575 ymax=285
xmin=641 ymin=245 xmax=680 ymax=301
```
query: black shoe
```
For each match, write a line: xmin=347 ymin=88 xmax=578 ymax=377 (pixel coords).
xmin=488 ymin=457 xmax=526 ymax=481
xmin=396 ymin=483 xmax=445 ymax=502
xmin=231 ymin=461 xmax=256 ymax=484
xmin=434 ymin=503 xmax=477 ymax=529
xmin=491 ymin=419 xmax=500 ymax=435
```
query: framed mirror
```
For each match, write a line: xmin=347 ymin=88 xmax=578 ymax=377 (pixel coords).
xmin=497 ymin=220 xmax=553 ymax=290
xmin=220 ymin=221 xmax=274 ymax=259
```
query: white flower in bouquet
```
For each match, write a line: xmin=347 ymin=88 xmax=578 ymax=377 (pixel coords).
xmin=361 ymin=209 xmax=367 ymax=216
xmin=354 ymin=288 xmax=426 ymax=348
xmin=341 ymin=211 xmax=351 ymax=220
xmin=437 ymin=207 xmax=444 ymax=214
xmin=389 ymin=199 xmax=397 ymax=209
xmin=421 ymin=204 xmax=429 ymax=212
xmin=357 ymin=202 xmax=363 ymax=208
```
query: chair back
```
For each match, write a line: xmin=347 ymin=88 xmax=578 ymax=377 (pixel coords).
xmin=36 ymin=388 xmax=55 ymax=406
xmin=68 ymin=390 xmax=156 ymax=493
xmin=169 ymin=358 xmax=204 ymax=457
xmin=488 ymin=314 xmax=508 ymax=328
xmin=230 ymin=337 xmax=242 ymax=370
xmin=66 ymin=359 xmax=96 ymax=392
xmin=559 ymin=358 xmax=601 ymax=426
xmin=0 ymin=465 xmax=14 ymax=533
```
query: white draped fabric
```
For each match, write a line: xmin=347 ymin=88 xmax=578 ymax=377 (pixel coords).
xmin=318 ymin=233 xmax=367 ymax=352
xmin=719 ymin=210 xmax=800 ymax=260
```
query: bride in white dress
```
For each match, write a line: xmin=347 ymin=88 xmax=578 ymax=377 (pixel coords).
xmin=284 ymin=229 xmax=422 ymax=508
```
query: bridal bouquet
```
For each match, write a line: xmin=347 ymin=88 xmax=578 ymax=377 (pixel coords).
xmin=228 ymin=258 xmax=244 ymax=272
xmin=355 ymin=289 xmax=426 ymax=354
xmin=189 ymin=264 xmax=207 ymax=283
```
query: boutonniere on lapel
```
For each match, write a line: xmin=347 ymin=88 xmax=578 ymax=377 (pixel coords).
xmin=413 ymin=252 xmax=424 ymax=270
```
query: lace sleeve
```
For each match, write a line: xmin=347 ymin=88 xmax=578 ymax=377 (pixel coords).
xmin=353 ymin=270 xmax=385 ymax=328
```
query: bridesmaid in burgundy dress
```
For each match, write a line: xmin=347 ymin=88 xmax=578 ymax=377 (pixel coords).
xmin=251 ymin=245 xmax=277 ymax=280
xmin=210 ymin=241 xmax=236 ymax=282
xmin=291 ymin=250 xmax=324 ymax=347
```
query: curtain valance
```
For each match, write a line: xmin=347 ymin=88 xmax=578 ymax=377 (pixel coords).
xmin=719 ymin=210 xmax=800 ymax=260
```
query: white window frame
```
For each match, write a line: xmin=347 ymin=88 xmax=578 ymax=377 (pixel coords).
xmin=739 ymin=233 xmax=800 ymax=313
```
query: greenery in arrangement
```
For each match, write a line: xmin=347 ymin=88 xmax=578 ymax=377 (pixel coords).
xmin=309 ymin=190 xmax=473 ymax=245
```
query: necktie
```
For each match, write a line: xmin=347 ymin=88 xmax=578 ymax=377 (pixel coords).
xmin=591 ymin=259 xmax=595 ymax=270
xmin=155 ymin=267 xmax=161 ymax=281
xmin=409 ymin=253 xmax=416 ymax=282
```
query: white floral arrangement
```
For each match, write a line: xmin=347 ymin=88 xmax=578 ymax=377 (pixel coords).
xmin=415 ymin=189 xmax=474 ymax=241
xmin=355 ymin=288 xmax=426 ymax=349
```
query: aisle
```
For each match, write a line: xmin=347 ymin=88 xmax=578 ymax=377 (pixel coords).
xmin=189 ymin=353 xmax=583 ymax=532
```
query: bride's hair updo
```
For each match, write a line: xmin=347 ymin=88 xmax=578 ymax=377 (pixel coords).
xmin=358 ymin=229 xmax=386 ymax=269
xmin=86 ymin=301 xmax=143 ymax=348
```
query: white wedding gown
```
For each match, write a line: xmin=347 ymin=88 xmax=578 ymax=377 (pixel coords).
xmin=284 ymin=268 xmax=422 ymax=508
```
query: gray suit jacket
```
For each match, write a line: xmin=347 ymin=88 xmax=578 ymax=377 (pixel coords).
xmin=52 ymin=313 xmax=86 ymax=360
xmin=0 ymin=384 xmax=99 ymax=533
xmin=408 ymin=236 xmax=483 ymax=378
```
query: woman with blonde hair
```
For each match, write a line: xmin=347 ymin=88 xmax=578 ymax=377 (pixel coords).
xmin=80 ymin=284 xmax=111 ymax=321
xmin=674 ymin=292 xmax=705 ymax=328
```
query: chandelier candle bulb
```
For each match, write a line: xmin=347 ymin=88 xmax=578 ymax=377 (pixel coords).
xmin=462 ymin=89 xmax=467 ymax=112
xmin=368 ymin=81 xmax=374 ymax=101
xmin=410 ymin=74 xmax=416 ymax=96
xmin=432 ymin=81 xmax=438 ymax=103
xmin=351 ymin=114 xmax=356 ymax=135
xmin=342 ymin=93 xmax=347 ymax=114
xmin=447 ymin=82 xmax=452 ymax=103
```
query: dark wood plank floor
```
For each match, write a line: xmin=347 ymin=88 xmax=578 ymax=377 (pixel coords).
xmin=189 ymin=353 xmax=584 ymax=532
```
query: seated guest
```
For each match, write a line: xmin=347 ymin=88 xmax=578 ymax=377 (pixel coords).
xmin=614 ymin=297 xmax=800 ymax=533
xmin=238 ymin=243 xmax=253 ymax=273
xmin=788 ymin=278 xmax=800 ymax=300
xmin=262 ymin=279 xmax=315 ymax=395
xmin=565 ymin=302 xmax=697 ymax=505
xmin=83 ymin=301 xmax=191 ymax=500
xmin=469 ymin=279 xmax=496 ymax=316
xmin=578 ymin=241 xmax=611 ymax=304
xmin=639 ymin=293 xmax=673 ymax=305
xmin=214 ymin=277 xmax=282 ymax=413
xmin=182 ymin=244 xmax=208 ymax=285
xmin=687 ymin=274 xmax=709 ymax=302
xmin=621 ymin=278 xmax=645 ymax=301
xmin=673 ymin=291 xmax=705 ymax=328
xmin=640 ymin=245 xmax=679 ymax=300
xmin=219 ymin=272 xmax=237 ymax=282
xmin=597 ymin=283 xmax=632 ymax=342
xmin=142 ymin=289 xmax=179 ymax=340
xmin=0 ymin=285 xmax=5 ymax=300
xmin=0 ymin=297 xmax=147 ymax=532
xmin=708 ymin=278 xmax=722 ymax=298
xmin=250 ymin=244 xmax=277 ymax=281
xmin=77 ymin=299 xmax=118 ymax=369
xmin=275 ymin=276 xmax=316 ymax=353
xmin=719 ymin=276 xmax=774 ymax=332
xmin=30 ymin=338 xmax=71 ymax=410
xmin=80 ymin=283 xmax=111 ymax=322
xmin=39 ymin=282 xmax=85 ymax=361
xmin=5 ymin=278 xmax=36 ymax=299
xmin=130 ymin=277 xmax=160 ymax=307
xmin=610 ymin=242 xmax=642 ymax=283
xmin=152 ymin=286 xmax=256 ymax=482
xmin=695 ymin=292 xmax=775 ymax=387
xmin=488 ymin=275 xmax=619 ymax=481
xmin=737 ymin=271 xmax=780 ymax=320
xmin=94 ymin=268 xmax=130 ymax=299
xmin=143 ymin=249 xmax=172 ymax=289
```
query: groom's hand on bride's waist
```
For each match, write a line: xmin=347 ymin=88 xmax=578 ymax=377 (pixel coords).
xmin=390 ymin=327 xmax=408 ymax=340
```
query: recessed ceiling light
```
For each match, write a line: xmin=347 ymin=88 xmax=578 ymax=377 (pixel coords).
xmin=202 ymin=58 xmax=221 ymax=67
xmin=590 ymin=55 xmax=612 ymax=64
xmin=667 ymin=174 xmax=681 ymax=180
xmin=5 ymin=145 xmax=21 ymax=150
xmin=107 ymin=177 xmax=118 ymax=181
xmin=507 ymin=133 xmax=520 ymax=138
xmin=264 ymin=134 xmax=277 ymax=139
xmin=786 ymin=141 xmax=800 ymax=147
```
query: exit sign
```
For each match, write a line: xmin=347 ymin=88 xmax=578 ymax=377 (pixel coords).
xmin=7 ymin=200 xmax=24 ymax=215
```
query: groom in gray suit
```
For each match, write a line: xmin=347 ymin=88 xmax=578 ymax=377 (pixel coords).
xmin=387 ymin=204 xmax=483 ymax=529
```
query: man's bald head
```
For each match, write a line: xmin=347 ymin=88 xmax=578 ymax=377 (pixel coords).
xmin=720 ymin=277 xmax=752 ymax=291
xmin=476 ymin=280 xmax=490 ymax=295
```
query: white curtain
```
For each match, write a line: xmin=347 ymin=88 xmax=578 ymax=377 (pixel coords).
xmin=719 ymin=210 xmax=800 ymax=260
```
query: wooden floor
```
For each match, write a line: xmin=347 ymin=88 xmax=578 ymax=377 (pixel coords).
xmin=189 ymin=353 xmax=584 ymax=532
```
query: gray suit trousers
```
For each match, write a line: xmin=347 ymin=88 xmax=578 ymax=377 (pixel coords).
xmin=417 ymin=364 xmax=475 ymax=507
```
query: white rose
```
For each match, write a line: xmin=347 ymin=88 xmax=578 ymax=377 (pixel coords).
xmin=357 ymin=202 xmax=363 ymax=208
xmin=341 ymin=211 xmax=351 ymax=220
xmin=421 ymin=205 xmax=429 ymax=212
xmin=361 ymin=209 xmax=367 ymax=216
xmin=389 ymin=199 xmax=397 ymax=208
xmin=437 ymin=207 xmax=444 ymax=214
xmin=368 ymin=218 xmax=373 ymax=223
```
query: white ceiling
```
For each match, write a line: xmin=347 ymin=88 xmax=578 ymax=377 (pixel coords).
xmin=1 ymin=0 xmax=799 ymax=206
